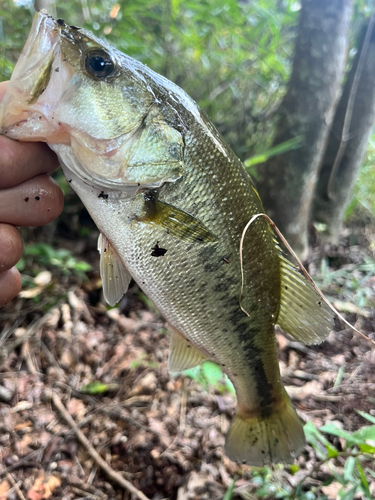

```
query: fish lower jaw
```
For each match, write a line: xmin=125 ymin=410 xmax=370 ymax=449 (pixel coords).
xmin=1 ymin=107 xmax=69 ymax=144
xmin=55 ymin=143 xmax=171 ymax=196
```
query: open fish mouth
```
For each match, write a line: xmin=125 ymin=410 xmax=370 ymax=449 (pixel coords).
xmin=0 ymin=13 xmax=71 ymax=143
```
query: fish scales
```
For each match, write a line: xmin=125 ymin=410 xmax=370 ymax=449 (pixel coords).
xmin=0 ymin=12 xmax=335 ymax=465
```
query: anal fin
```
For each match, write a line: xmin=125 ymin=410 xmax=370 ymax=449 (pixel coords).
xmin=277 ymin=257 xmax=335 ymax=345
xmin=168 ymin=326 xmax=208 ymax=374
xmin=97 ymin=233 xmax=132 ymax=307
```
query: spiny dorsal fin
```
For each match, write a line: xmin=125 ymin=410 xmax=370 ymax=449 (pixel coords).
xmin=97 ymin=233 xmax=132 ymax=307
xmin=168 ymin=326 xmax=208 ymax=374
xmin=277 ymin=257 xmax=335 ymax=345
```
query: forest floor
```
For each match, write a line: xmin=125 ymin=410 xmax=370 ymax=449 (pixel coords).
xmin=0 ymin=220 xmax=374 ymax=500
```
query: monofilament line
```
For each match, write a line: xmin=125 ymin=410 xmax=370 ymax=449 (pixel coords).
xmin=239 ymin=213 xmax=375 ymax=345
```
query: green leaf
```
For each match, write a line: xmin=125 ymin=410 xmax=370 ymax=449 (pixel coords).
xmin=223 ymin=478 xmax=236 ymax=500
xmin=184 ymin=361 xmax=235 ymax=395
xmin=339 ymin=484 xmax=358 ymax=500
xmin=80 ymin=381 xmax=119 ymax=394
xmin=359 ymin=443 xmax=375 ymax=454
xmin=352 ymin=425 xmax=375 ymax=442
xmin=355 ymin=409 xmax=375 ymax=425
xmin=320 ymin=423 xmax=363 ymax=445
xmin=343 ymin=456 xmax=356 ymax=483
xmin=289 ymin=464 xmax=299 ymax=474
xmin=201 ymin=360 xmax=223 ymax=387
xmin=356 ymin=460 xmax=371 ymax=498
xmin=244 ymin=135 xmax=303 ymax=167
xmin=327 ymin=446 xmax=339 ymax=458
xmin=304 ymin=421 xmax=335 ymax=458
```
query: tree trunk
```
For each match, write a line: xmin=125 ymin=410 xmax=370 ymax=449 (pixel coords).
xmin=311 ymin=18 xmax=375 ymax=244
xmin=256 ymin=0 xmax=353 ymax=257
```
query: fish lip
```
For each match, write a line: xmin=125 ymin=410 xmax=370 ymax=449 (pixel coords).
xmin=0 ymin=13 xmax=59 ymax=130
xmin=0 ymin=12 xmax=72 ymax=141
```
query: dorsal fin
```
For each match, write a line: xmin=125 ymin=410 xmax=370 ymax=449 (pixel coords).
xmin=97 ymin=233 xmax=132 ymax=306
xmin=276 ymin=257 xmax=335 ymax=345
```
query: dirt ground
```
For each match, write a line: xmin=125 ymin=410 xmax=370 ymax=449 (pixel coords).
xmin=0 ymin=223 xmax=374 ymax=500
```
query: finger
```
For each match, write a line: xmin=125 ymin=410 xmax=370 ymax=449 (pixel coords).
xmin=0 ymin=174 xmax=64 ymax=226
xmin=0 ymin=224 xmax=23 ymax=271
xmin=0 ymin=267 xmax=22 ymax=307
xmin=0 ymin=136 xmax=60 ymax=188
xmin=0 ymin=81 xmax=59 ymax=186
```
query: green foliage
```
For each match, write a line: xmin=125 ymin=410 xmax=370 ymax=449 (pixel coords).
xmin=318 ymin=254 xmax=375 ymax=308
xmin=186 ymin=364 xmax=375 ymax=499
xmin=16 ymin=242 xmax=92 ymax=280
xmin=346 ymin=134 xmax=375 ymax=220
xmin=223 ymin=478 xmax=237 ymax=500
xmin=298 ymin=417 xmax=375 ymax=500
xmin=183 ymin=361 xmax=235 ymax=395
xmin=80 ymin=381 xmax=119 ymax=394
xmin=129 ymin=352 xmax=158 ymax=370
xmin=0 ymin=0 xmax=299 ymax=158
xmin=1 ymin=0 xmax=374 ymax=222
xmin=244 ymin=135 xmax=303 ymax=178
xmin=0 ymin=2 xmax=34 ymax=80
xmin=232 ymin=419 xmax=375 ymax=499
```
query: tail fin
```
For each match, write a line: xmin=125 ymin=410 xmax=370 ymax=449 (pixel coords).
xmin=225 ymin=391 xmax=305 ymax=466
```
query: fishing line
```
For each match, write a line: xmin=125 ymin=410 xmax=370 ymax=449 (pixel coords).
xmin=239 ymin=213 xmax=375 ymax=346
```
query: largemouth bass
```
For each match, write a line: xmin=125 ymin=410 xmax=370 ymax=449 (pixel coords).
xmin=1 ymin=12 xmax=334 ymax=465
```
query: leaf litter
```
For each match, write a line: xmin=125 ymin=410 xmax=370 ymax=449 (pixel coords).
xmin=0 ymin=225 xmax=374 ymax=499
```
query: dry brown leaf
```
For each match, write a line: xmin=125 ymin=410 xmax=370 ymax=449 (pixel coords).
xmin=0 ymin=480 xmax=10 ymax=499
xmin=27 ymin=475 xmax=45 ymax=500
xmin=14 ymin=421 xmax=33 ymax=431
xmin=67 ymin=398 xmax=86 ymax=421
xmin=27 ymin=474 xmax=61 ymax=500
xmin=42 ymin=475 xmax=61 ymax=498
xmin=321 ymin=482 xmax=342 ymax=498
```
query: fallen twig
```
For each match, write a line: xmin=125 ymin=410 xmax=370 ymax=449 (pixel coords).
xmin=50 ymin=390 xmax=151 ymax=500
xmin=97 ymin=407 xmax=168 ymax=438
xmin=0 ymin=449 xmax=43 ymax=478
xmin=331 ymin=299 xmax=373 ymax=319
xmin=6 ymin=473 xmax=26 ymax=500
xmin=40 ymin=342 xmax=68 ymax=381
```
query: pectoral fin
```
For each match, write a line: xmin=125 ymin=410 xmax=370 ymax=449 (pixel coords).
xmin=276 ymin=257 xmax=335 ymax=345
xmin=97 ymin=233 xmax=132 ymax=306
xmin=168 ymin=326 xmax=208 ymax=373
xmin=139 ymin=191 xmax=217 ymax=243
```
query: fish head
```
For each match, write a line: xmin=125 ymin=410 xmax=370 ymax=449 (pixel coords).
xmin=1 ymin=11 xmax=184 ymax=190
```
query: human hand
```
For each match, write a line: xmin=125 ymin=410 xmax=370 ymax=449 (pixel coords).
xmin=0 ymin=81 xmax=64 ymax=306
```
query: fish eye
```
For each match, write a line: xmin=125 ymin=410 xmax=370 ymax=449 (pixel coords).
xmin=85 ymin=50 xmax=114 ymax=79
